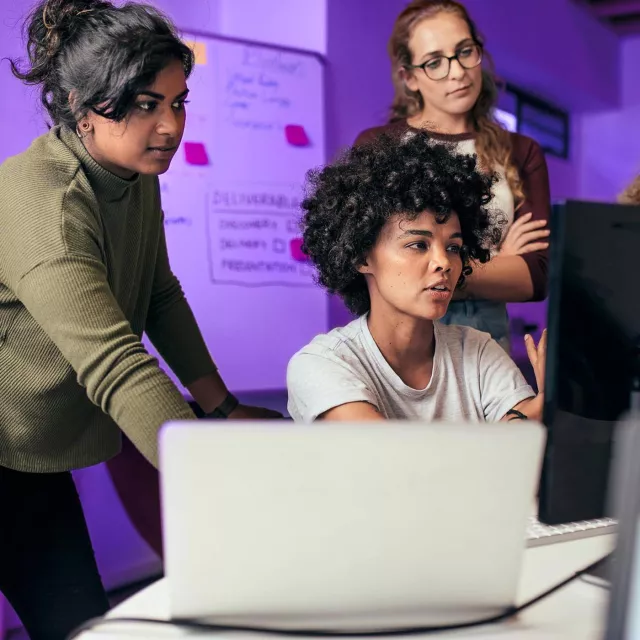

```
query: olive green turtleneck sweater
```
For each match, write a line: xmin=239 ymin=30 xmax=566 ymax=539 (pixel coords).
xmin=0 ymin=126 xmax=216 ymax=472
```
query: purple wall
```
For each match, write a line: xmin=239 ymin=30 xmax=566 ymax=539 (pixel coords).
xmin=0 ymin=3 xmax=48 ymax=164
xmin=463 ymin=0 xmax=620 ymax=112
xmin=622 ymin=36 xmax=640 ymax=108
xmin=578 ymin=35 xmax=640 ymax=203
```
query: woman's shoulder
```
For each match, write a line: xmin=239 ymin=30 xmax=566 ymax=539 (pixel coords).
xmin=286 ymin=317 xmax=380 ymax=390
xmin=436 ymin=321 xmax=493 ymax=350
xmin=0 ymin=127 xmax=85 ymax=202
xmin=289 ymin=317 xmax=367 ymax=361
xmin=0 ymin=128 xmax=103 ymax=259
xmin=507 ymin=131 xmax=545 ymax=170
xmin=353 ymin=120 xmax=410 ymax=147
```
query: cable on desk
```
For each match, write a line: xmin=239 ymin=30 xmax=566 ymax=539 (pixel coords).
xmin=66 ymin=553 xmax=611 ymax=639
xmin=579 ymin=575 xmax=611 ymax=590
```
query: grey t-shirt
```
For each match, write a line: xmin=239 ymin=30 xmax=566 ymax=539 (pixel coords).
xmin=287 ymin=315 xmax=534 ymax=423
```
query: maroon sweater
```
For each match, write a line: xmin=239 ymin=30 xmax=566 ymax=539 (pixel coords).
xmin=354 ymin=121 xmax=551 ymax=301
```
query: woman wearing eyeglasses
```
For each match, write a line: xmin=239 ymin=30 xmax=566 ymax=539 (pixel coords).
xmin=355 ymin=0 xmax=551 ymax=351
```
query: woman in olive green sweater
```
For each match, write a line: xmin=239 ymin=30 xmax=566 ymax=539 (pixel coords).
xmin=0 ymin=1 xmax=278 ymax=637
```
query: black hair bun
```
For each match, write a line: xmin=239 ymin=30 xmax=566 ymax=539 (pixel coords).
xmin=10 ymin=0 xmax=194 ymax=129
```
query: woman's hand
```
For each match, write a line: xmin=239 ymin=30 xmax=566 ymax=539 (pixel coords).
xmin=525 ymin=328 xmax=547 ymax=397
xmin=499 ymin=213 xmax=550 ymax=257
xmin=506 ymin=330 xmax=547 ymax=423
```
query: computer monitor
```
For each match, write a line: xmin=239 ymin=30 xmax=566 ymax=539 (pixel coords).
xmin=540 ymin=200 xmax=640 ymax=525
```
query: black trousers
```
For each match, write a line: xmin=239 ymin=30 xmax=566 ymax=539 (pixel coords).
xmin=0 ymin=465 xmax=110 ymax=640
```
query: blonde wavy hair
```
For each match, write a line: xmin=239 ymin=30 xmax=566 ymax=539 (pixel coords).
xmin=388 ymin=0 xmax=525 ymax=207
xmin=619 ymin=174 xmax=640 ymax=204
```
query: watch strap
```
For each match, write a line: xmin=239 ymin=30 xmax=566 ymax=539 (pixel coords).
xmin=205 ymin=392 xmax=239 ymax=419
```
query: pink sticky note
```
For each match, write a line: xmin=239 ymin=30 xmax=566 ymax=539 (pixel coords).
xmin=184 ymin=142 xmax=209 ymax=166
xmin=290 ymin=238 xmax=308 ymax=262
xmin=285 ymin=124 xmax=310 ymax=147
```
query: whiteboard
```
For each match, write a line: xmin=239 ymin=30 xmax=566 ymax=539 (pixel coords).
xmin=145 ymin=34 xmax=327 ymax=392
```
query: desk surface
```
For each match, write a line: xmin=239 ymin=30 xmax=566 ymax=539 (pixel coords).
xmin=78 ymin=534 xmax=616 ymax=640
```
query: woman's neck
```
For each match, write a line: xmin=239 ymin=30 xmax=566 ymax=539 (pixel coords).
xmin=366 ymin=310 xmax=436 ymax=389
xmin=81 ymin=138 xmax=136 ymax=180
xmin=407 ymin=108 xmax=471 ymax=136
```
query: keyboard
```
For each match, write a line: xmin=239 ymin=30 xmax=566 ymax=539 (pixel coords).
xmin=526 ymin=515 xmax=617 ymax=547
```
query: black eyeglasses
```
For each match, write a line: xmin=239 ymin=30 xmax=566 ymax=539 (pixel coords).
xmin=405 ymin=43 xmax=483 ymax=81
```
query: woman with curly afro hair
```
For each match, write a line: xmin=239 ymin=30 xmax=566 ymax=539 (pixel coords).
xmin=287 ymin=130 xmax=546 ymax=425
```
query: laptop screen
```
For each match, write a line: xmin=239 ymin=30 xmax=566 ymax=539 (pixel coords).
xmin=540 ymin=201 xmax=640 ymax=525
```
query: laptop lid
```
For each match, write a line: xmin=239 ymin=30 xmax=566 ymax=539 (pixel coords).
xmin=159 ymin=421 xmax=545 ymax=629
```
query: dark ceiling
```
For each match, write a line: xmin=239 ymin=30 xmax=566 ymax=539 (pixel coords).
xmin=575 ymin=0 xmax=640 ymax=34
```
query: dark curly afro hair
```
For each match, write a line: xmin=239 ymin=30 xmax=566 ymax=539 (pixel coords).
xmin=301 ymin=129 xmax=505 ymax=316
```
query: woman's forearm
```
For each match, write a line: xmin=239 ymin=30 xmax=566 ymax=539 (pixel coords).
xmin=186 ymin=370 xmax=228 ymax=413
xmin=457 ymin=255 xmax=534 ymax=302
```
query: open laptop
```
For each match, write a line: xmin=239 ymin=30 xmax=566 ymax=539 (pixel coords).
xmin=159 ymin=421 xmax=544 ymax=629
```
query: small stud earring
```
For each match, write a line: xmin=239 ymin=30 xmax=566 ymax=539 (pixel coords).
xmin=76 ymin=120 xmax=92 ymax=138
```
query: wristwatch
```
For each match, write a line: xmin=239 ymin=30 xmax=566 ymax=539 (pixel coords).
xmin=204 ymin=392 xmax=239 ymax=419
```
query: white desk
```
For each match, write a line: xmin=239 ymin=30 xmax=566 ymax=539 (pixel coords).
xmin=78 ymin=534 xmax=616 ymax=639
